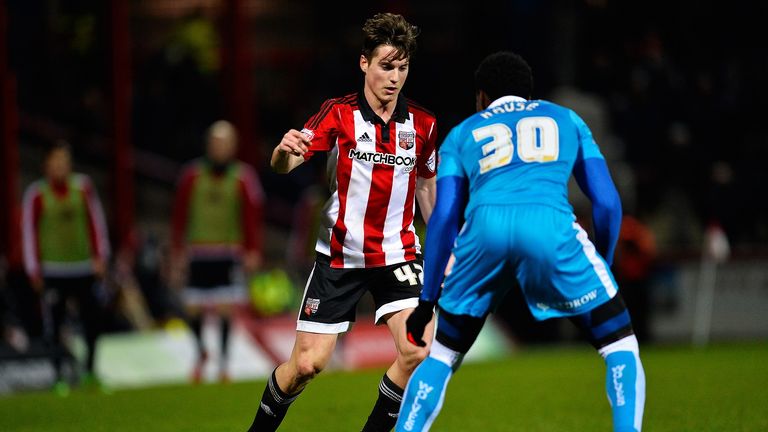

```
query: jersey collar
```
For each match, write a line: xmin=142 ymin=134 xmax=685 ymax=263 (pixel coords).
xmin=357 ymin=91 xmax=409 ymax=125
xmin=488 ymin=95 xmax=527 ymax=109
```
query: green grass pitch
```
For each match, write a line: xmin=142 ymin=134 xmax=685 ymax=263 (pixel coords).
xmin=1 ymin=343 xmax=766 ymax=431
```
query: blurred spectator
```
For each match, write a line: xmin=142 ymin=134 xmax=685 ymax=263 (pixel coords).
xmin=614 ymin=215 xmax=657 ymax=343
xmin=20 ymin=142 xmax=110 ymax=395
xmin=170 ymin=120 xmax=264 ymax=383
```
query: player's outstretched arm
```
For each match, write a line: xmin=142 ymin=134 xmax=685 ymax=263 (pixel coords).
xmin=271 ymin=129 xmax=310 ymax=174
xmin=573 ymin=157 xmax=622 ymax=265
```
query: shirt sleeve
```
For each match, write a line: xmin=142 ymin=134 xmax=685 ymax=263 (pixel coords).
xmin=417 ymin=118 xmax=438 ymax=179
xmin=569 ymin=109 xmax=622 ymax=265
xmin=238 ymin=164 xmax=265 ymax=255
xmin=302 ymin=98 xmax=340 ymax=160
xmin=171 ymin=165 xmax=197 ymax=253
xmin=436 ymin=126 xmax=466 ymax=180
xmin=570 ymin=109 xmax=604 ymax=162
xmin=421 ymin=175 xmax=467 ymax=303
xmin=573 ymin=158 xmax=622 ymax=265
xmin=21 ymin=183 xmax=42 ymax=278
xmin=421 ymin=127 xmax=468 ymax=303
xmin=81 ymin=175 xmax=111 ymax=261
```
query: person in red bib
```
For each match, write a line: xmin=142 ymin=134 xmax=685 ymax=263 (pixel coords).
xmin=171 ymin=120 xmax=264 ymax=383
xmin=246 ymin=13 xmax=437 ymax=432
xmin=21 ymin=142 xmax=110 ymax=395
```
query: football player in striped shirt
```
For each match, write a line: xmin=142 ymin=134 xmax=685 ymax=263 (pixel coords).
xmin=397 ymin=52 xmax=646 ymax=431
xmin=247 ymin=13 xmax=438 ymax=432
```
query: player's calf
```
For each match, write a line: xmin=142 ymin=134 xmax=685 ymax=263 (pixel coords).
xmin=361 ymin=349 xmax=428 ymax=432
xmin=362 ymin=373 xmax=407 ymax=432
xmin=247 ymin=367 xmax=303 ymax=432
xmin=363 ymin=307 xmax=432 ymax=431
xmin=396 ymin=309 xmax=484 ymax=432
xmin=396 ymin=356 xmax=453 ymax=432
xmin=248 ymin=332 xmax=336 ymax=431
xmin=600 ymin=335 xmax=646 ymax=432
xmin=571 ymin=294 xmax=646 ymax=432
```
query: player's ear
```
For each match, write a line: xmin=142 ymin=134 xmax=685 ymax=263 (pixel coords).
xmin=475 ymin=90 xmax=490 ymax=112
xmin=360 ymin=54 xmax=369 ymax=74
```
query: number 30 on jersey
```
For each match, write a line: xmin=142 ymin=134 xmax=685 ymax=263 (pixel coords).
xmin=475 ymin=117 xmax=559 ymax=174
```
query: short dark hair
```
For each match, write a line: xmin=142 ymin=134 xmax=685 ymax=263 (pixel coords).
xmin=361 ymin=13 xmax=419 ymax=61
xmin=474 ymin=51 xmax=533 ymax=100
xmin=45 ymin=140 xmax=71 ymax=159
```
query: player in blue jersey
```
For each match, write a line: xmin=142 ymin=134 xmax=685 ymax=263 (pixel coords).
xmin=395 ymin=51 xmax=646 ymax=432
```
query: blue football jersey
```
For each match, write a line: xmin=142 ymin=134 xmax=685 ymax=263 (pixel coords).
xmin=437 ymin=95 xmax=604 ymax=217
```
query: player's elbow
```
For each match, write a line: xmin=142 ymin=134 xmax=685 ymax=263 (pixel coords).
xmin=271 ymin=153 xmax=304 ymax=174
xmin=270 ymin=156 xmax=291 ymax=174
xmin=593 ymin=190 xmax=622 ymax=221
xmin=271 ymin=163 xmax=291 ymax=174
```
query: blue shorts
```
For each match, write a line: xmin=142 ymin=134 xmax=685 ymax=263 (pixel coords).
xmin=439 ymin=205 xmax=618 ymax=320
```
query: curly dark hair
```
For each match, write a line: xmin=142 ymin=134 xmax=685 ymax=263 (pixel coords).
xmin=474 ymin=51 xmax=533 ymax=100
xmin=362 ymin=13 xmax=420 ymax=61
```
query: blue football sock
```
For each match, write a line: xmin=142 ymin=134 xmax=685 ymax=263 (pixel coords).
xmin=396 ymin=357 xmax=453 ymax=432
xmin=604 ymin=349 xmax=645 ymax=432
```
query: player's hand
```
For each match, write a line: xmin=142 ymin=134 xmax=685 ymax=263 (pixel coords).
xmin=169 ymin=250 xmax=187 ymax=289
xmin=29 ymin=275 xmax=44 ymax=294
xmin=276 ymin=129 xmax=312 ymax=157
xmin=406 ymin=300 xmax=435 ymax=347
xmin=92 ymin=258 xmax=107 ymax=280
xmin=4 ymin=326 xmax=29 ymax=352
xmin=243 ymin=250 xmax=262 ymax=274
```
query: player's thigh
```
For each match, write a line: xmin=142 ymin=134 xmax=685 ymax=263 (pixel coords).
xmin=369 ymin=259 xmax=424 ymax=325
xmin=215 ymin=302 xmax=232 ymax=316
xmin=440 ymin=227 xmax=513 ymax=318
xmin=296 ymin=254 xmax=368 ymax=333
xmin=444 ymin=208 xmax=515 ymax=309
xmin=516 ymin=211 xmax=618 ymax=319
xmin=185 ymin=303 xmax=203 ymax=317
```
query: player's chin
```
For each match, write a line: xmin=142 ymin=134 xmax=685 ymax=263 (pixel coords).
xmin=379 ymin=89 xmax=399 ymax=101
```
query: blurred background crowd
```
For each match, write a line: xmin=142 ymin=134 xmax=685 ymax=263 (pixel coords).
xmin=1 ymin=0 xmax=767 ymax=392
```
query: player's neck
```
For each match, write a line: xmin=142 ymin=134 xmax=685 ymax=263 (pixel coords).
xmin=363 ymin=87 xmax=397 ymax=123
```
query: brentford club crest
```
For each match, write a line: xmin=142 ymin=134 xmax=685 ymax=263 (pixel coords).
xmin=398 ymin=131 xmax=415 ymax=150
xmin=304 ymin=298 xmax=320 ymax=316
xmin=300 ymin=128 xmax=315 ymax=141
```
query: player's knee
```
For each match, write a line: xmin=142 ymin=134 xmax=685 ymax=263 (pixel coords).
xmin=399 ymin=345 xmax=429 ymax=373
xmin=598 ymin=334 xmax=640 ymax=359
xmin=293 ymin=357 xmax=325 ymax=382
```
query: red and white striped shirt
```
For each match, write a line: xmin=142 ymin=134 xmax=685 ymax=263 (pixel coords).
xmin=302 ymin=92 xmax=437 ymax=268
